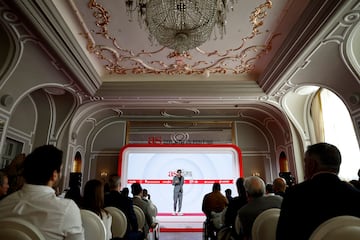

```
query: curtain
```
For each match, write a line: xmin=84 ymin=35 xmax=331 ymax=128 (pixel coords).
xmin=311 ymin=89 xmax=325 ymax=142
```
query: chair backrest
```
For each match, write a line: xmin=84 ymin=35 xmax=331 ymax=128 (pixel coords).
xmin=251 ymin=208 xmax=280 ymax=240
xmin=0 ymin=217 xmax=46 ymax=240
xmin=104 ymin=206 xmax=128 ymax=238
xmin=148 ymin=202 xmax=158 ymax=218
xmin=80 ymin=209 xmax=107 ymax=240
xmin=133 ymin=205 xmax=146 ymax=230
xmin=309 ymin=215 xmax=360 ymax=240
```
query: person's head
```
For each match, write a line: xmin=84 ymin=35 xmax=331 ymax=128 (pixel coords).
xmin=212 ymin=182 xmax=221 ymax=192
xmin=304 ymin=142 xmax=341 ymax=179
xmin=108 ymin=174 xmax=121 ymax=191
xmin=23 ymin=145 xmax=63 ymax=186
xmin=225 ymin=188 xmax=232 ymax=197
xmin=131 ymin=182 xmax=143 ymax=196
xmin=176 ymin=169 xmax=182 ymax=176
xmin=266 ymin=183 xmax=274 ymax=194
xmin=244 ymin=176 xmax=265 ymax=199
xmin=273 ymin=177 xmax=287 ymax=193
xmin=83 ymin=179 xmax=105 ymax=217
xmin=121 ymin=187 xmax=129 ymax=197
xmin=0 ymin=171 xmax=9 ymax=196
xmin=236 ymin=177 xmax=246 ymax=197
xmin=143 ymin=188 xmax=148 ymax=198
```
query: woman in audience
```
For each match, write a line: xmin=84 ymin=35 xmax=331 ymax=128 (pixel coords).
xmin=83 ymin=179 xmax=112 ymax=240
xmin=1 ymin=153 xmax=25 ymax=195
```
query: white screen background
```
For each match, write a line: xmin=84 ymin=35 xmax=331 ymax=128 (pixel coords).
xmin=121 ymin=146 xmax=241 ymax=214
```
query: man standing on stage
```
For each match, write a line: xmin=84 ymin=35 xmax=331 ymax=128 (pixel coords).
xmin=172 ymin=169 xmax=184 ymax=215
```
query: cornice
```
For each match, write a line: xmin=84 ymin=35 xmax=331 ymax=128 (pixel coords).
xmin=258 ymin=0 xmax=347 ymax=96
xmin=8 ymin=0 xmax=101 ymax=95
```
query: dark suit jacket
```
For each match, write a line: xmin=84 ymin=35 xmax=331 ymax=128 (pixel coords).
xmin=224 ymin=195 xmax=248 ymax=227
xmin=104 ymin=190 xmax=138 ymax=232
xmin=132 ymin=196 xmax=155 ymax=236
xmin=238 ymin=194 xmax=283 ymax=238
xmin=276 ymin=173 xmax=360 ymax=240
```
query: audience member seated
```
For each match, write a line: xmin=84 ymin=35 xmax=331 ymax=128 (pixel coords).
xmin=104 ymin=175 xmax=144 ymax=240
xmin=121 ymin=187 xmax=130 ymax=198
xmin=0 ymin=171 xmax=9 ymax=200
xmin=224 ymin=177 xmax=248 ymax=228
xmin=265 ymin=183 xmax=274 ymax=195
xmin=202 ymin=182 xmax=228 ymax=240
xmin=276 ymin=142 xmax=360 ymax=240
xmin=272 ymin=177 xmax=287 ymax=197
xmin=65 ymin=173 xmax=83 ymax=207
xmin=349 ymin=168 xmax=360 ymax=190
xmin=1 ymin=153 xmax=25 ymax=195
xmin=82 ymin=179 xmax=112 ymax=240
xmin=0 ymin=145 xmax=84 ymax=240
xmin=237 ymin=176 xmax=283 ymax=239
xmin=225 ymin=188 xmax=233 ymax=202
xmin=142 ymin=188 xmax=158 ymax=223
xmin=131 ymin=182 xmax=158 ymax=237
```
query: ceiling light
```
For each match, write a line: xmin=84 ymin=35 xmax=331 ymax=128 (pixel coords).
xmin=125 ymin=0 xmax=237 ymax=53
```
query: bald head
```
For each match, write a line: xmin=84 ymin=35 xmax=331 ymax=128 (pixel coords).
xmin=244 ymin=176 xmax=265 ymax=198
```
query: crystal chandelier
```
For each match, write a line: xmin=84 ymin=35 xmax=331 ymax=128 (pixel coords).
xmin=125 ymin=0 xmax=237 ymax=53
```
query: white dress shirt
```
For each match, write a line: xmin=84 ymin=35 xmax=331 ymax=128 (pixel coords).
xmin=0 ymin=184 xmax=84 ymax=240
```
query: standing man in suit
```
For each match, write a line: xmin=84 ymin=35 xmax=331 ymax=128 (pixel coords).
xmin=172 ymin=169 xmax=184 ymax=215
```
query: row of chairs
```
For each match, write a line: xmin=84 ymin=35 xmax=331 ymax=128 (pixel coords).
xmin=81 ymin=205 xmax=146 ymax=240
xmin=216 ymin=208 xmax=360 ymax=240
xmin=0 ymin=218 xmax=45 ymax=240
xmin=0 ymin=205 xmax=147 ymax=240
xmin=248 ymin=208 xmax=360 ymax=240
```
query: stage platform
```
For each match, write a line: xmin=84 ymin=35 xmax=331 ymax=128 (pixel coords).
xmin=156 ymin=213 xmax=206 ymax=232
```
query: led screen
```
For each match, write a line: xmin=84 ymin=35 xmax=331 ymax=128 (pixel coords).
xmin=119 ymin=144 xmax=242 ymax=214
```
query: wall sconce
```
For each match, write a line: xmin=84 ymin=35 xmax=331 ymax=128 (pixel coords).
xmin=100 ymin=171 xmax=108 ymax=178
xmin=252 ymin=172 xmax=260 ymax=177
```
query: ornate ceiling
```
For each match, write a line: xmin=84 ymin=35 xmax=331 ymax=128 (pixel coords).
xmin=73 ymin=0 xmax=279 ymax=77
xmin=5 ymin=0 xmax=357 ymax=124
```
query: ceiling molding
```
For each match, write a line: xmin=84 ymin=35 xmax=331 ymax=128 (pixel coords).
xmin=258 ymin=0 xmax=347 ymax=94
xmin=7 ymin=0 xmax=102 ymax=95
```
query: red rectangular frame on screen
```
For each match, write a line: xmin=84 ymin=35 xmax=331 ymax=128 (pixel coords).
xmin=118 ymin=143 xmax=243 ymax=182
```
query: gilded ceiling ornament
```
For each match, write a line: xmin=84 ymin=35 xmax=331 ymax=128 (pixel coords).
xmin=76 ymin=0 xmax=275 ymax=75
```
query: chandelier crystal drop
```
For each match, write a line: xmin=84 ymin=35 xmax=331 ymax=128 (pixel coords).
xmin=125 ymin=0 xmax=237 ymax=53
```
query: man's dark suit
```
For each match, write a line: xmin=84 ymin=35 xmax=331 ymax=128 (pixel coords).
xmin=132 ymin=196 xmax=156 ymax=237
xmin=276 ymin=173 xmax=360 ymax=240
xmin=238 ymin=194 xmax=283 ymax=238
xmin=104 ymin=190 xmax=143 ymax=240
